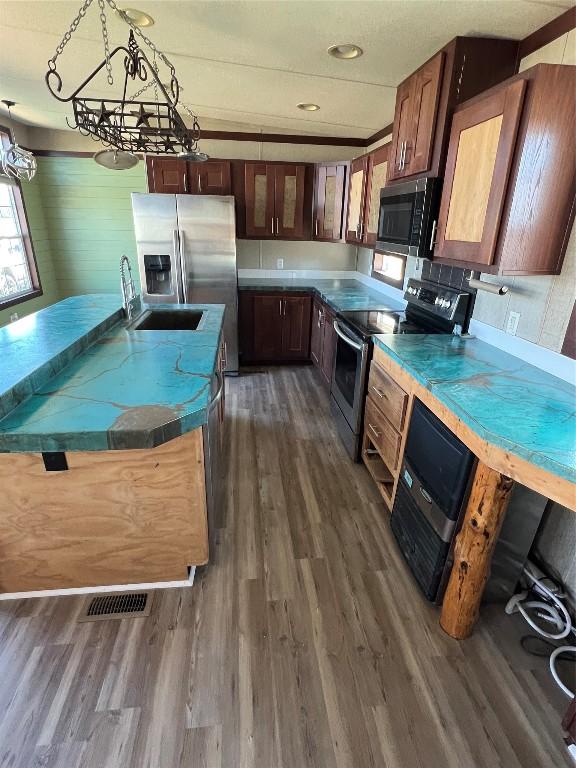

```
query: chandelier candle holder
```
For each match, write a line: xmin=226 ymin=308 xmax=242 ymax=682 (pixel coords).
xmin=45 ymin=0 xmax=207 ymax=160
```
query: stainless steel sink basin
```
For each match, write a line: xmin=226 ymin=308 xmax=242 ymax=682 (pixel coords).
xmin=130 ymin=310 xmax=204 ymax=331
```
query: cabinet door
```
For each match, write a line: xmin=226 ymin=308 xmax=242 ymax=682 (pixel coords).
xmin=345 ymin=156 xmax=369 ymax=242
xmin=194 ymin=161 xmax=231 ymax=195
xmin=274 ymin=165 xmax=307 ymax=239
xmin=244 ymin=163 xmax=275 ymax=237
xmin=404 ymin=52 xmax=444 ymax=177
xmin=387 ymin=79 xmax=414 ymax=181
xmin=314 ymin=163 xmax=347 ymax=241
xmin=363 ymin=146 xmax=389 ymax=246
xmin=320 ymin=307 xmax=336 ymax=383
xmin=147 ymin=157 xmax=189 ymax=193
xmin=253 ymin=294 xmax=284 ymax=360
xmin=281 ymin=295 xmax=312 ymax=360
xmin=435 ymin=80 xmax=525 ymax=266
xmin=310 ymin=299 xmax=324 ymax=367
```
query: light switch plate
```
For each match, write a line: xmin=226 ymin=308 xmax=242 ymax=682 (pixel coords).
xmin=277 ymin=258 xmax=284 ymax=269
xmin=506 ymin=311 xmax=520 ymax=336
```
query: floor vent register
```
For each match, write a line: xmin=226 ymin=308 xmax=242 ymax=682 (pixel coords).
xmin=78 ymin=592 xmax=151 ymax=622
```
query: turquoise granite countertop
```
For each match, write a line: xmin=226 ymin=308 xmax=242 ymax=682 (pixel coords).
xmin=373 ymin=334 xmax=576 ymax=484
xmin=237 ymin=277 xmax=405 ymax=313
xmin=0 ymin=296 xmax=225 ymax=453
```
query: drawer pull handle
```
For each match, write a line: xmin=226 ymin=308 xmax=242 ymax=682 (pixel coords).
xmin=371 ymin=386 xmax=386 ymax=399
xmin=368 ymin=423 xmax=381 ymax=438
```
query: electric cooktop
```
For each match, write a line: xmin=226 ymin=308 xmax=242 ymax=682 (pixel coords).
xmin=338 ymin=309 xmax=445 ymax=341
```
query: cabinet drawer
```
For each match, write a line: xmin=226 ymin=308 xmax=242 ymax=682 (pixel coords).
xmin=368 ymin=362 xmax=408 ymax=431
xmin=364 ymin=397 xmax=402 ymax=471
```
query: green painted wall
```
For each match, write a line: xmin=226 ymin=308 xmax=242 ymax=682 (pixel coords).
xmin=0 ymin=175 xmax=60 ymax=327
xmin=0 ymin=156 xmax=147 ymax=327
xmin=37 ymin=157 xmax=147 ymax=297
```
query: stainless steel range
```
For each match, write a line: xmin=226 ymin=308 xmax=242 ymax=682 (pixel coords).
xmin=330 ymin=277 xmax=472 ymax=460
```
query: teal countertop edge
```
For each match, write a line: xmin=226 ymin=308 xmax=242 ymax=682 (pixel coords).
xmin=237 ymin=277 xmax=406 ymax=314
xmin=0 ymin=296 xmax=225 ymax=453
xmin=373 ymin=334 xmax=576 ymax=485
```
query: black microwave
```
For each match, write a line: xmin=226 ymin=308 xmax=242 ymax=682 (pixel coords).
xmin=376 ymin=177 xmax=442 ymax=259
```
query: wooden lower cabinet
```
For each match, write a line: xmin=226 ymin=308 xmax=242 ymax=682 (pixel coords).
xmin=282 ymin=296 xmax=312 ymax=359
xmin=0 ymin=430 xmax=209 ymax=593
xmin=361 ymin=356 xmax=410 ymax=510
xmin=239 ymin=290 xmax=311 ymax=364
xmin=310 ymin=298 xmax=336 ymax=384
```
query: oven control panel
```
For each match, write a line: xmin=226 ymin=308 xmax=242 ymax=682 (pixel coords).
xmin=404 ymin=278 xmax=470 ymax=324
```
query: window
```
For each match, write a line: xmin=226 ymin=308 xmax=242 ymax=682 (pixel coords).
xmin=371 ymin=251 xmax=406 ymax=288
xmin=0 ymin=125 xmax=42 ymax=310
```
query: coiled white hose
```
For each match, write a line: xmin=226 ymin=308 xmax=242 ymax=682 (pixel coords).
xmin=520 ymin=567 xmax=572 ymax=641
xmin=506 ymin=563 xmax=575 ymax=698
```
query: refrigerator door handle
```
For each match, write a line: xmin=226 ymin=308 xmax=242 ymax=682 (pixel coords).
xmin=178 ymin=228 xmax=188 ymax=303
xmin=172 ymin=229 xmax=184 ymax=302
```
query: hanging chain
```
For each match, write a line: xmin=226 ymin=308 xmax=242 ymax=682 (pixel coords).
xmin=47 ymin=0 xmax=95 ymax=69
xmin=97 ymin=0 xmax=114 ymax=85
xmin=105 ymin=0 xmax=176 ymax=78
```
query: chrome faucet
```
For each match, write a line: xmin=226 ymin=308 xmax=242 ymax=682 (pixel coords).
xmin=120 ymin=255 xmax=139 ymax=320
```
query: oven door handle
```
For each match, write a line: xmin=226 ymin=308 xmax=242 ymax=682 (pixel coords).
xmin=333 ymin=320 xmax=364 ymax=351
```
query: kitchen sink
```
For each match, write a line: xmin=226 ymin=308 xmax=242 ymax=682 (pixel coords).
xmin=130 ymin=309 xmax=204 ymax=331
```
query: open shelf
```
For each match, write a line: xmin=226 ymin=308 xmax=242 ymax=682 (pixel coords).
xmin=362 ymin=447 xmax=395 ymax=510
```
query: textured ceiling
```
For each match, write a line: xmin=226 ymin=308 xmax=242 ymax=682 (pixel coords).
xmin=0 ymin=0 xmax=572 ymax=137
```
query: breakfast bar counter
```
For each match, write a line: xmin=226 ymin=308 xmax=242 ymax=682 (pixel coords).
xmin=372 ymin=333 xmax=575 ymax=640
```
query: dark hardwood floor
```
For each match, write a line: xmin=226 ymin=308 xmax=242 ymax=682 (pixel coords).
xmin=0 ymin=366 xmax=570 ymax=768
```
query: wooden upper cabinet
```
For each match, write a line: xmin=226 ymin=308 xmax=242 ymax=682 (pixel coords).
xmin=388 ymin=52 xmax=444 ymax=181
xmin=147 ymin=157 xmax=231 ymax=195
xmin=345 ymin=155 xmax=369 ymax=243
xmin=275 ymin=165 xmax=306 ymax=239
xmin=147 ymin=157 xmax=188 ymax=194
xmin=436 ymin=80 xmax=526 ymax=266
xmin=436 ymin=64 xmax=575 ymax=276
xmin=244 ymin=163 xmax=275 ymax=237
xmin=192 ymin=161 xmax=231 ymax=195
xmin=364 ymin=146 xmax=389 ymax=247
xmin=407 ymin=52 xmax=445 ymax=176
xmin=244 ymin=162 xmax=311 ymax=240
xmin=387 ymin=38 xmax=518 ymax=183
xmin=313 ymin=162 xmax=348 ymax=242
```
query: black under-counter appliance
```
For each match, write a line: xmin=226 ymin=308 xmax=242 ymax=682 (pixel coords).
xmin=390 ymin=400 xmax=550 ymax=605
xmin=390 ymin=400 xmax=475 ymax=603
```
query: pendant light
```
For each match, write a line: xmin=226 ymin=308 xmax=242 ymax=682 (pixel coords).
xmin=0 ymin=101 xmax=37 ymax=182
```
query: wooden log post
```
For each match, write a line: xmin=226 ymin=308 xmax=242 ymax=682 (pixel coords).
xmin=440 ymin=461 xmax=515 ymax=639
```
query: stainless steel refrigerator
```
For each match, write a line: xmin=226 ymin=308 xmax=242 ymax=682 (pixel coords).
xmin=131 ymin=193 xmax=239 ymax=373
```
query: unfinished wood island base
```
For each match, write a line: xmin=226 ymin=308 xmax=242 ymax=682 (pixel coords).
xmin=0 ymin=429 xmax=208 ymax=595
xmin=369 ymin=344 xmax=576 ymax=640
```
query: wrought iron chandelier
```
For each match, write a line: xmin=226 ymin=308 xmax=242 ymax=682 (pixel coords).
xmin=45 ymin=0 xmax=208 ymax=160
xmin=0 ymin=101 xmax=37 ymax=182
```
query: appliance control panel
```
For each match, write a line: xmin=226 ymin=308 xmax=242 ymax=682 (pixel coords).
xmin=404 ymin=278 xmax=469 ymax=324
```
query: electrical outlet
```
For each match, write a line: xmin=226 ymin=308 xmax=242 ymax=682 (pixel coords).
xmin=277 ymin=258 xmax=284 ymax=270
xmin=506 ymin=311 xmax=520 ymax=336
xmin=9 ymin=312 xmax=18 ymax=323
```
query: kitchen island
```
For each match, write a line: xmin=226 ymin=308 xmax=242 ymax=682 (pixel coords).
xmin=0 ymin=296 xmax=226 ymax=596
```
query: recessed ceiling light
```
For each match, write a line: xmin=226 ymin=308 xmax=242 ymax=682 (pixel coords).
xmin=297 ymin=103 xmax=320 ymax=111
xmin=119 ymin=8 xmax=155 ymax=27
xmin=327 ymin=43 xmax=363 ymax=60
